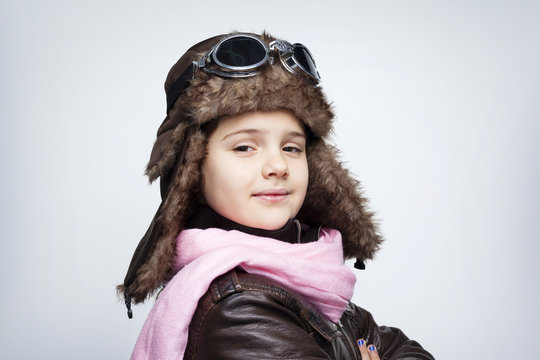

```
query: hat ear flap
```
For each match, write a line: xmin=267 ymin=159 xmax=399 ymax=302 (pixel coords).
xmin=119 ymin=128 xmax=207 ymax=303
xmin=298 ymin=139 xmax=382 ymax=261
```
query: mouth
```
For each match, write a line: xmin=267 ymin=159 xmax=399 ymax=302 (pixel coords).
xmin=252 ymin=189 xmax=289 ymax=203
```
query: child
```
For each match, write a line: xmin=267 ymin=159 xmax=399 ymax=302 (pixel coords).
xmin=119 ymin=32 xmax=434 ymax=359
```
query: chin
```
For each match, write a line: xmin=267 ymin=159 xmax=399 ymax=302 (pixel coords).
xmin=245 ymin=217 xmax=289 ymax=231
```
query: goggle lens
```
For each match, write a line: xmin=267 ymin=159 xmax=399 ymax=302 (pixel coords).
xmin=293 ymin=45 xmax=319 ymax=80
xmin=214 ymin=37 xmax=267 ymax=68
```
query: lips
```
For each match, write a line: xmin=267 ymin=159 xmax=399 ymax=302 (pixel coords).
xmin=252 ymin=189 xmax=289 ymax=202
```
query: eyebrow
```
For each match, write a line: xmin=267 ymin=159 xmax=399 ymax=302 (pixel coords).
xmin=221 ymin=129 xmax=305 ymax=141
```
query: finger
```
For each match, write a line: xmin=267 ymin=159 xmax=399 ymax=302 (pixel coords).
xmin=367 ymin=344 xmax=381 ymax=360
xmin=357 ymin=339 xmax=370 ymax=360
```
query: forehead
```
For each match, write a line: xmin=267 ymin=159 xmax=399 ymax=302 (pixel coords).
xmin=213 ymin=110 xmax=306 ymax=137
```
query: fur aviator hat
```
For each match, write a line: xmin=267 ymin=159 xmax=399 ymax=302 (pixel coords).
xmin=119 ymin=32 xmax=382 ymax=313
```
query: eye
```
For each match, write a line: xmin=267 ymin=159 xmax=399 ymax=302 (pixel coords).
xmin=283 ymin=146 xmax=302 ymax=153
xmin=233 ymin=145 xmax=254 ymax=152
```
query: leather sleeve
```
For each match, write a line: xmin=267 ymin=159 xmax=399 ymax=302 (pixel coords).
xmin=190 ymin=290 xmax=332 ymax=360
xmin=349 ymin=303 xmax=435 ymax=360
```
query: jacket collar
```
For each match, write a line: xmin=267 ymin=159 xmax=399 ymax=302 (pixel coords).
xmin=186 ymin=205 xmax=320 ymax=244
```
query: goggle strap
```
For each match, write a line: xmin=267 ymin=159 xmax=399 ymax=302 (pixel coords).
xmin=202 ymin=68 xmax=259 ymax=79
xmin=166 ymin=64 xmax=194 ymax=114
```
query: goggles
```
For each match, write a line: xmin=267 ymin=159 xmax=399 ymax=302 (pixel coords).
xmin=166 ymin=33 xmax=321 ymax=114
xmin=195 ymin=33 xmax=321 ymax=82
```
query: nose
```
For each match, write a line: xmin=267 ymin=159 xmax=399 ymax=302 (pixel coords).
xmin=262 ymin=151 xmax=289 ymax=179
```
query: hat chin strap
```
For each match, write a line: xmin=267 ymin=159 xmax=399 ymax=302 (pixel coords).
xmin=124 ymin=288 xmax=133 ymax=319
xmin=354 ymin=258 xmax=366 ymax=270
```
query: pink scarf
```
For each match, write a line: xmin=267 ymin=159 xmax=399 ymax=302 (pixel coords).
xmin=131 ymin=227 xmax=356 ymax=360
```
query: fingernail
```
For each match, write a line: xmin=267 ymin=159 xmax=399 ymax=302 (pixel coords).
xmin=357 ymin=339 xmax=365 ymax=346
xmin=369 ymin=345 xmax=376 ymax=351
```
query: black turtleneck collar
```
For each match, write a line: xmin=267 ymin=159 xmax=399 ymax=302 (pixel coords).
xmin=185 ymin=206 xmax=320 ymax=244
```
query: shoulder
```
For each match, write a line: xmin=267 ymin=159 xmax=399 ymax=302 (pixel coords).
xmin=190 ymin=268 xmax=341 ymax=338
xmin=185 ymin=268 xmax=340 ymax=359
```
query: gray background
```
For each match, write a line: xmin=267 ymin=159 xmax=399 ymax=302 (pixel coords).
xmin=1 ymin=0 xmax=539 ymax=358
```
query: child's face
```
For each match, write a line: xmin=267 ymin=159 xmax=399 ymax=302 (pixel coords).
xmin=201 ymin=110 xmax=309 ymax=230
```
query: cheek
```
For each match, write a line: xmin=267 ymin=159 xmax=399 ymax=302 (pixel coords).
xmin=201 ymin=154 xmax=249 ymax=203
xmin=201 ymin=156 xmax=223 ymax=205
xmin=293 ymin=156 xmax=309 ymax=186
xmin=298 ymin=160 xmax=309 ymax=199
xmin=289 ymin=157 xmax=309 ymax=211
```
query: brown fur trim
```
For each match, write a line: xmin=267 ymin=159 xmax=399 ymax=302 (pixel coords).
xmin=146 ymin=114 xmax=190 ymax=183
xmin=297 ymin=139 xmax=382 ymax=259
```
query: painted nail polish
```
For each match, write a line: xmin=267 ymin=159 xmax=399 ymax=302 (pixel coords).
xmin=369 ymin=345 xmax=376 ymax=351
xmin=357 ymin=339 xmax=365 ymax=346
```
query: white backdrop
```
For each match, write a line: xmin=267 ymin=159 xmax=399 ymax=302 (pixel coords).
xmin=1 ymin=1 xmax=539 ymax=358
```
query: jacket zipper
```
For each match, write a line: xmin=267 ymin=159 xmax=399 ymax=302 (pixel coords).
xmin=337 ymin=320 xmax=360 ymax=358
xmin=293 ymin=219 xmax=301 ymax=243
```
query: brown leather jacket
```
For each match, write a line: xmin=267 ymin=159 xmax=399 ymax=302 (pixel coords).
xmin=184 ymin=268 xmax=434 ymax=359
